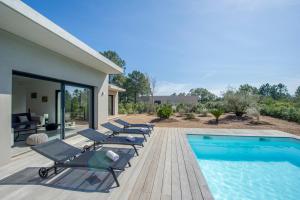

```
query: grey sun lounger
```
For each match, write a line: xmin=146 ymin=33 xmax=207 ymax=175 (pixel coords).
xmin=102 ymin=122 xmax=151 ymax=141
xmin=114 ymin=119 xmax=155 ymax=131
xmin=31 ymin=139 xmax=134 ymax=187
xmin=78 ymin=128 xmax=145 ymax=156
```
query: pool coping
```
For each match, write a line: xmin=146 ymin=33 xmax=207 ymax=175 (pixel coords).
xmin=183 ymin=128 xmax=300 ymax=200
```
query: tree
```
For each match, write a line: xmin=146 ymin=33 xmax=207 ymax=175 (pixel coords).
xmin=210 ymin=108 xmax=224 ymax=124
xmin=189 ymin=88 xmax=216 ymax=103
xmin=149 ymin=76 xmax=157 ymax=113
xmin=259 ymin=83 xmax=289 ymax=100
xmin=223 ymin=89 xmax=258 ymax=117
xmin=259 ymin=83 xmax=272 ymax=97
xmin=239 ymin=84 xmax=258 ymax=95
xmin=177 ymin=92 xmax=187 ymax=96
xmin=101 ymin=50 xmax=126 ymax=87
xmin=295 ymin=86 xmax=300 ymax=98
xmin=124 ymin=70 xmax=151 ymax=103
xmin=270 ymin=83 xmax=289 ymax=100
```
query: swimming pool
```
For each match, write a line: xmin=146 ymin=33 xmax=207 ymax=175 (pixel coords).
xmin=187 ymin=134 xmax=300 ymax=200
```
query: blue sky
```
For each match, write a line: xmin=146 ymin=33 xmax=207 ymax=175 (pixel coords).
xmin=23 ymin=0 xmax=300 ymax=96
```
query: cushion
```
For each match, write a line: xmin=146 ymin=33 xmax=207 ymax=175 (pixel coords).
xmin=26 ymin=133 xmax=48 ymax=146
xmin=18 ymin=116 xmax=29 ymax=123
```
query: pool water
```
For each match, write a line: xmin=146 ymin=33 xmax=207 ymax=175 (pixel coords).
xmin=188 ymin=135 xmax=300 ymax=200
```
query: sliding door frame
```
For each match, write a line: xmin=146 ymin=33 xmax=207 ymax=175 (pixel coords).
xmin=12 ymin=70 xmax=95 ymax=139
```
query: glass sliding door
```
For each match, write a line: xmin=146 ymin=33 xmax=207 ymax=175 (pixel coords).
xmin=64 ymin=84 xmax=93 ymax=137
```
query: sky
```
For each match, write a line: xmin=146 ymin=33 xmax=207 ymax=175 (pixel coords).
xmin=23 ymin=0 xmax=300 ymax=96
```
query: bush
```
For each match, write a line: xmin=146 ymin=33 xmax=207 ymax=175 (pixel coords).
xmin=196 ymin=104 xmax=209 ymax=116
xmin=176 ymin=103 xmax=188 ymax=115
xmin=224 ymin=90 xmax=258 ymax=117
xmin=157 ymin=104 xmax=173 ymax=119
xmin=210 ymin=108 xmax=224 ymax=124
xmin=246 ymin=107 xmax=260 ymax=121
xmin=119 ymin=102 xmax=152 ymax=114
xmin=205 ymin=101 xmax=224 ymax=110
xmin=124 ymin=103 xmax=135 ymax=114
xmin=260 ymin=101 xmax=300 ymax=123
xmin=134 ymin=102 xmax=149 ymax=114
xmin=119 ymin=104 xmax=127 ymax=114
xmin=185 ymin=113 xmax=196 ymax=120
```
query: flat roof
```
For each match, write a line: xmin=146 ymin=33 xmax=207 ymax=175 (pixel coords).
xmin=108 ymin=84 xmax=126 ymax=92
xmin=0 ymin=0 xmax=123 ymax=74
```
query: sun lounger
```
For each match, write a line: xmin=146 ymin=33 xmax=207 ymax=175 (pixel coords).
xmin=31 ymin=139 xmax=134 ymax=187
xmin=102 ymin=122 xmax=150 ymax=141
xmin=114 ymin=119 xmax=154 ymax=131
xmin=78 ymin=128 xmax=145 ymax=156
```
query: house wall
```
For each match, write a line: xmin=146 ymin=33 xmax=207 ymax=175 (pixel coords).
xmin=26 ymin=82 xmax=60 ymax=124
xmin=0 ymin=66 xmax=12 ymax=166
xmin=12 ymin=81 xmax=27 ymax=114
xmin=0 ymin=29 xmax=109 ymax=165
xmin=12 ymin=76 xmax=60 ymax=123
xmin=139 ymin=96 xmax=198 ymax=105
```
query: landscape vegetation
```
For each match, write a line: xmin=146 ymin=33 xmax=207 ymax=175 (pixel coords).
xmin=102 ymin=50 xmax=300 ymax=127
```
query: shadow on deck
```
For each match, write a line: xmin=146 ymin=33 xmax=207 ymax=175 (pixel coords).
xmin=0 ymin=167 xmax=122 ymax=193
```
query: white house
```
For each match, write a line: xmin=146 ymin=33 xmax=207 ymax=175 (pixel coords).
xmin=0 ymin=0 xmax=123 ymax=165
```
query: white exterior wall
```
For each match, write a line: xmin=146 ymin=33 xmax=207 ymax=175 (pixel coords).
xmin=0 ymin=29 xmax=109 ymax=165
xmin=12 ymin=77 xmax=61 ymax=123
xmin=0 ymin=66 xmax=12 ymax=166
xmin=12 ymin=81 xmax=27 ymax=114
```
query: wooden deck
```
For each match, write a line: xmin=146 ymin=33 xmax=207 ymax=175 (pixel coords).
xmin=0 ymin=127 xmax=214 ymax=200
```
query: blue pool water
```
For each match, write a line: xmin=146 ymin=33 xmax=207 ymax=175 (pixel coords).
xmin=187 ymin=135 xmax=300 ymax=200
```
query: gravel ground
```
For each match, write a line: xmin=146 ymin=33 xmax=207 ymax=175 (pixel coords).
xmin=119 ymin=113 xmax=300 ymax=136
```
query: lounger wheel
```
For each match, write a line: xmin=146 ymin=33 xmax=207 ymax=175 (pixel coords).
xmin=83 ymin=145 xmax=90 ymax=152
xmin=39 ymin=167 xmax=48 ymax=178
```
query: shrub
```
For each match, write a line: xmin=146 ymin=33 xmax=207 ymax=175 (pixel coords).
xmin=119 ymin=102 xmax=152 ymax=114
xmin=185 ymin=113 xmax=196 ymax=120
xmin=134 ymin=102 xmax=149 ymax=114
xmin=223 ymin=90 xmax=258 ymax=117
xmin=119 ymin=104 xmax=127 ymax=114
xmin=205 ymin=101 xmax=224 ymax=110
xmin=200 ymin=108 xmax=209 ymax=117
xmin=246 ymin=107 xmax=260 ymax=121
xmin=176 ymin=103 xmax=190 ymax=114
xmin=196 ymin=104 xmax=209 ymax=116
xmin=210 ymin=108 xmax=224 ymax=124
xmin=260 ymin=101 xmax=300 ymax=123
xmin=124 ymin=103 xmax=135 ymax=114
xmin=157 ymin=104 xmax=173 ymax=119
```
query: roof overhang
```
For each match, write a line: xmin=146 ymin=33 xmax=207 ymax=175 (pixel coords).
xmin=109 ymin=84 xmax=126 ymax=92
xmin=0 ymin=0 xmax=123 ymax=74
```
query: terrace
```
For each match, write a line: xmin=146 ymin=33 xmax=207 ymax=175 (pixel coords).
xmin=0 ymin=126 xmax=297 ymax=200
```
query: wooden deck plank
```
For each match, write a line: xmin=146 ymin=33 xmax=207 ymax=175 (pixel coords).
xmin=149 ymin=128 xmax=168 ymax=200
xmin=138 ymin=128 xmax=165 ymax=200
xmin=161 ymin=128 xmax=172 ymax=200
xmin=171 ymin=128 xmax=181 ymax=200
xmin=126 ymin=130 xmax=163 ymax=200
xmin=182 ymin=129 xmax=214 ymax=200
xmin=175 ymin=128 xmax=193 ymax=200
xmin=0 ymin=128 xmax=214 ymax=200
xmin=178 ymin=129 xmax=204 ymax=200
xmin=108 ymin=129 xmax=160 ymax=200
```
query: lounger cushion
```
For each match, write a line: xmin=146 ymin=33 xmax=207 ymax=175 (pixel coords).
xmin=26 ymin=133 xmax=48 ymax=146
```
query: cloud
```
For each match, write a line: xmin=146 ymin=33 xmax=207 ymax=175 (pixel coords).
xmin=221 ymin=0 xmax=299 ymax=11
xmin=155 ymin=81 xmax=192 ymax=95
xmin=155 ymin=80 xmax=226 ymax=96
